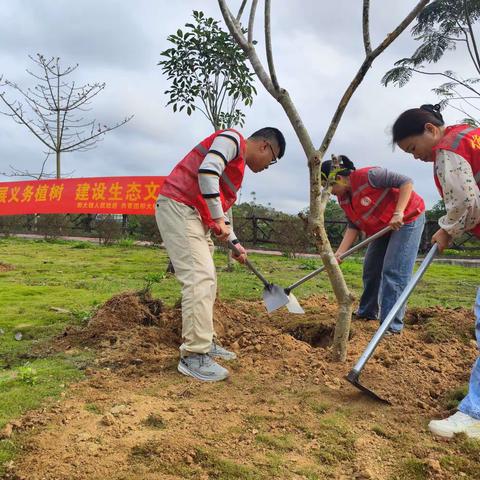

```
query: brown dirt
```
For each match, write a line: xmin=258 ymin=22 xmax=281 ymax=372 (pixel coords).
xmin=0 ymin=262 xmax=14 ymax=272
xmin=4 ymin=292 xmax=480 ymax=480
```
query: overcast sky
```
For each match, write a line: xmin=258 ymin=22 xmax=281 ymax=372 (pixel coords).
xmin=0 ymin=1 xmax=473 ymax=213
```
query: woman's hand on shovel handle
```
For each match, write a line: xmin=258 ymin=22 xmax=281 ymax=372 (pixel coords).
xmin=431 ymin=228 xmax=452 ymax=253
xmin=389 ymin=211 xmax=404 ymax=230
xmin=334 ymin=251 xmax=344 ymax=264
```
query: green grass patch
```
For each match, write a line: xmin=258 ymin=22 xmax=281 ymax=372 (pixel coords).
xmin=313 ymin=413 xmax=356 ymax=465
xmin=0 ymin=439 xmax=17 ymax=471
xmin=0 ymin=355 xmax=84 ymax=475
xmin=442 ymin=384 xmax=469 ymax=410
xmin=456 ymin=435 xmax=480 ymax=456
xmin=392 ymin=458 xmax=429 ymax=480
xmin=255 ymin=433 xmax=296 ymax=451
xmin=84 ymin=403 xmax=103 ymax=415
xmin=194 ymin=448 xmax=263 ymax=480
xmin=0 ymin=357 xmax=83 ymax=429
xmin=440 ymin=454 xmax=479 ymax=479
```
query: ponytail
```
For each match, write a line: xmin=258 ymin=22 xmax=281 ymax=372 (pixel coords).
xmin=392 ymin=104 xmax=445 ymax=143
xmin=321 ymin=155 xmax=356 ymax=181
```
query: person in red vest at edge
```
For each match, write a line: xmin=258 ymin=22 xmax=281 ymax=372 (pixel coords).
xmin=155 ymin=127 xmax=286 ymax=382
xmin=393 ymin=104 xmax=480 ymax=439
xmin=320 ymin=156 xmax=425 ymax=335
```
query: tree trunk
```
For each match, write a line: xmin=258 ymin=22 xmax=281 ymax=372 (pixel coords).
xmin=217 ymin=0 xmax=429 ymax=361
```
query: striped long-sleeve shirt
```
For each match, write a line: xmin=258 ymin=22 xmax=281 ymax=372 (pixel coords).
xmin=198 ymin=130 xmax=242 ymax=242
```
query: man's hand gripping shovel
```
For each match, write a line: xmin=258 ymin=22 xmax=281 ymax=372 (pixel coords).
xmin=212 ymin=225 xmax=290 ymax=313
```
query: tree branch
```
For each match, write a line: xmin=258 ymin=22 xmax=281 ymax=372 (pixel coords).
xmin=219 ymin=0 xmax=277 ymax=97
xmin=60 ymin=115 xmax=133 ymax=152
xmin=463 ymin=0 xmax=480 ymax=74
xmin=411 ymin=68 xmax=480 ymax=96
xmin=265 ymin=0 xmax=280 ymax=91
xmin=0 ymin=93 xmax=55 ymax=151
xmin=236 ymin=0 xmax=248 ymax=21
xmin=248 ymin=0 xmax=259 ymax=45
xmin=318 ymin=0 xmax=430 ymax=156
xmin=362 ymin=0 xmax=372 ymax=56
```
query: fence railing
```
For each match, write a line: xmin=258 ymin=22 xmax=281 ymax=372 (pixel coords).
xmin=234 ymin=215 xmax=480 ymax=256
xmin=1 ymin=213 xmax=478 ymax=256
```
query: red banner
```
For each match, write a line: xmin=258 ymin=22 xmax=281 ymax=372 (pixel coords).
xmin=0 ymin=176 xmax=165 ymax=216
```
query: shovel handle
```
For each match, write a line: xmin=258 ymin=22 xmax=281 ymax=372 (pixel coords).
xmin=285 ymin=208 xmax=422 ymax=294
xmin=227 ymin=241 xmax=272 ymax=289
xmin=349 ymin=242 xmax=437 ymax=377
xmin=210 ymin=224 xmax=272 ymax=289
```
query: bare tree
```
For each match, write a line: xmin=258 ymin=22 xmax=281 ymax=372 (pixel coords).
xmin=0 ymin=153 xmax=54 ymax=180
xmin=218 ymin=0 xmax=430 ymax=361
xmin=0 ymin=54 xmax=133 ymax=179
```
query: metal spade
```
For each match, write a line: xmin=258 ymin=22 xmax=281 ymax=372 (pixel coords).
xmin=345 ymin=243 xmax=438 ymax=403
xmin=226 ymin=241 xmax=290 ymax=313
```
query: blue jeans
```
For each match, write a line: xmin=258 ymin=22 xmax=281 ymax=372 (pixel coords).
xmin=458 ymin=288 xmax=480 ymax=419
xmin=357 ymin=213 xmax=425 ymax=332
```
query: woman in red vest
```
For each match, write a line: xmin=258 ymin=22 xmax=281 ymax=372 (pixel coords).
xmin=393 ymin=104 xmax=480 ymax=438
xmin=321 ymin=156 xmax=425 ymax=334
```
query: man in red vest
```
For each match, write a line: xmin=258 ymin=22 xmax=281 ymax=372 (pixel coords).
xmin=156 ymin=127 xmax=286 ymax=382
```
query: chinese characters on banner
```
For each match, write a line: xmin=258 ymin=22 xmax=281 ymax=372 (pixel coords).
xmin=0 ymin=177 xmax=165 ymax=215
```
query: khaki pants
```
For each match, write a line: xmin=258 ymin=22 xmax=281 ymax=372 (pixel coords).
xmin=155 ymin=195 xmax=216 ymax=355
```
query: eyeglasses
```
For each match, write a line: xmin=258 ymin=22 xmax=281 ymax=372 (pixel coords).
xmin=266 ymin=142 xmax=278 ymax=166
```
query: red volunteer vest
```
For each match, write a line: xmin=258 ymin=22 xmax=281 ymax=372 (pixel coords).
xmin=433 ymin=124 xmax=480 ymax=238
xmin=159 ymin=129 xmax=246 ymax=228
xmin=338 ymin=167 xmax=425 ymax=236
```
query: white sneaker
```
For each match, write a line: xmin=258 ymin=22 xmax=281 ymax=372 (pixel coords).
xmin=177 ymin=353 xmax=229 ymax=382
xmin=428 ymin=411 xmax=480 ymax=438
xmin=209 ymin=340 xmax=237 ymax=361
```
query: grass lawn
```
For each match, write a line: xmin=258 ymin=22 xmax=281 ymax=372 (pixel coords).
xmin=0 ymin=236 xmax=478 ymax=471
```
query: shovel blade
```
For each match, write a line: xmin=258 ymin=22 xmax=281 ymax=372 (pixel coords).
xmin=263 ymin=284 xmax=290 ymax=313
xmin=345 ymin=370 xmax=391 ymax=405
xmin=286 ymin=293 xmax=305 ymax=314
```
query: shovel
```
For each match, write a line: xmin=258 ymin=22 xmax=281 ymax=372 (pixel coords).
xmin=211 ymin=225 xmax=289 ymax=312
xmin=280 ymin=209 xmax=422 ymax=314
xmin=226 ymin=240 xmax=290 ymax=313
xmin=345 ymin=243 xmax=438 ymax=404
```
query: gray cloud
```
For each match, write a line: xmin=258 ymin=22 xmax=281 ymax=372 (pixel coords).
xmin=0 ymin=0 xmax=473 ymax=214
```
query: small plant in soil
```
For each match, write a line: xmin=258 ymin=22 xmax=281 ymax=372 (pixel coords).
xmin=143 ymin=413 xmax=166 ymax=429
xmin=84 ymin=403 xmax=102 ymax=415
xmin=130 ymin=439 xmax=161 ymax=461
xmin=16 ymin=364 xmax=37 ymax=385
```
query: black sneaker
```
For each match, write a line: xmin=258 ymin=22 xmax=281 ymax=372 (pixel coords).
xmin=353 ymin=311 xmax=377 ymax=321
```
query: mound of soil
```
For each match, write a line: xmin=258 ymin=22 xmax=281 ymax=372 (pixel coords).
xmin=7 ymin=292 xmax=479 ymax=480
xmin=0 ymin=262 xmax=14 ymax=272
xmin=57 ymin=290 xmax=477 ymax=408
